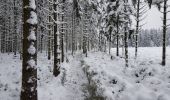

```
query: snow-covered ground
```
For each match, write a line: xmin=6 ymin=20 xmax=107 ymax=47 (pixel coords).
xmin=0 ymin=52 xmax=88 ymax=100
xmin=83 ymin=47 xmax=170 ymax=100
xmin=38 ymin=52 xmax=87 ymax=100
xmin=0 ymin=47 xmax=170 ymax=100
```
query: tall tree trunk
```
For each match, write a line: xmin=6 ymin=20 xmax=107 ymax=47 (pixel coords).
xmin=40 ymin=34 xmax=43 ymax=53
xmin=83 ymin=36 xmax=87 ymax=54
xmin=65 ymin=29 xmax=68 ymax=53
xmin=99 ymin=32 xmax=101 ymax=51
xmin=162 ymin=0 xmax=167 ymax=66
xmin=83 ymin=10 xmax=88 ymax=56
xmin=13 ymin=0 xmax=18 ymax=56
xmin=53 ymin=0 xmax=60 ymax=77
xmin=109 ymin=29 xmax=111 ymax=54
xmin=88 ymin=36 xmax=90 ymax=51
xmin=72 ymin=10 xmax=74 ymax=55
xmin=61 ymin=0 xmax=65 ymax=62
xmin=135 ymin=0 xmax=140 ymax=58
xmin=116 ymin=14 xmax=119 ymax=56
xmin=1 ymin=31 xmax=5 ymax=53
xmin=124 ymin=0 xmax=128 ymax=67
xmin=21 ymin=0 xmax=38 ymax=100
xmin=104 ymin=38 xmax=107 ymax=52
xmin=7 ymin=16 xmax=11 ymax=53
xmin=125 ymin=31 xmax=128 ymax=67
xmin=48 ymin=15 xmax=51 ymax=60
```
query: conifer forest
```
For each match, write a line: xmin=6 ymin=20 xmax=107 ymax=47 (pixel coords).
xmin=0 ymin=0 xmax=170 ymax=100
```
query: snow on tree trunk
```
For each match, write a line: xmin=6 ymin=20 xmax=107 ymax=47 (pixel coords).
xmin=21 ymin=0 xmax=38 ymax=100
xmin=124 ymin=0 xmax=129 ymax=67
xmin=61 ymin=0 xmax=65 ymax=62
xmin=53 ymin=0 xmax=60 ymax=77
xmin=83 ymin=8 xmax=88 ymax=56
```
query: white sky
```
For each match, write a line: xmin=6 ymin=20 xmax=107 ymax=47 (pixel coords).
xmin=142 ymin=1 xmax=170 ymax=29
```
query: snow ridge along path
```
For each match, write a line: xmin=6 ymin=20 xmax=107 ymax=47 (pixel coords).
xmin=83 ymin=48 xmax=170 ymax=100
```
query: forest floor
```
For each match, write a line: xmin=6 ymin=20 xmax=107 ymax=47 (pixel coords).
xmin=0 ymin=47 xmax=170 ymax=100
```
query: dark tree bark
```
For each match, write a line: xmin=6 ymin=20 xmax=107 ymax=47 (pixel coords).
xmin=40 ymin=34 xmax=43 ymax=53
xmin=72 ymin=9 xmax=75 ymax=56
xmin=65 ymin=29 xmax=68 ymax=53
xmin=53 ymin=0 xmax=60 ymax=77
xmin=124 ymin=0 xmax=129 ymax=67
xmin=135 ymin=0 xmax=140 ymax=58
xmin=48 ymin=15 xmax=52 ymax=60
xmin=61 ymin=0 xmax=65 ymax=62
xmin=116 ymin=14 xmax=119 ymax=56
xmin=162 ymin=0 xmax=167 ymax=66
xmin=13 ymin=0 xmax=18 ymax=56
xmin=99 ymin=32 xmax=101 ymax=51
xmin=109 ymin=28 xmax=112 ymax=54
xmin=125 ymin=30 xmax=128 ymax=67
xmin=21 ymin=0 xmax=38 ymax=100
xmin=83 ymin=10 xmax=88 ymax=56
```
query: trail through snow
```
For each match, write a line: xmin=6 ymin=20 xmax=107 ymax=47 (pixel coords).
xmin=38 ymin=53 xmax=88 ymax=100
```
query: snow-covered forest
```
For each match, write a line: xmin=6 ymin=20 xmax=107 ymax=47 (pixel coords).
xmin=0 ymin=0 xmax=170 ymax=100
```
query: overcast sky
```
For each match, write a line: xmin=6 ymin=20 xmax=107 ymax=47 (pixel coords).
xmin=142 ymin=1 xmax=170 ymax=29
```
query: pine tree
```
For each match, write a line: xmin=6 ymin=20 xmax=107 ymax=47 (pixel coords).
xmin=116 ymin=14 xmax=120 ymax=56
xmin=48 ymin=4 xmax=52 ymax=60
xmin=21 ymin=0 xmax=38 ymax=100
xmin=135 ymin=0 xmax=140 ymax=58
xmin=162 ymin=0 xmax=167 ymax=66
xmin=124 ymin=0 xmax=129 ymax=67
xmin=53 ymin=0 xmax=60 ymax=77
xmin=13 ymin=0 xmax=18 ymax=56
xmin=132 ymin=0 xmax=147 ymax=58
xmin=61 ymin=0 xmax=65 ymax=62
xmin=123 ymin=0 xmax=133 ymax=67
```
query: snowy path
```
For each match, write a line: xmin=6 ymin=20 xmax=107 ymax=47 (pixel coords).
xmin=38 ymin=53 xmax=88 ymax=100
xmin=61 ymin=53 xmax=88 ymax=100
